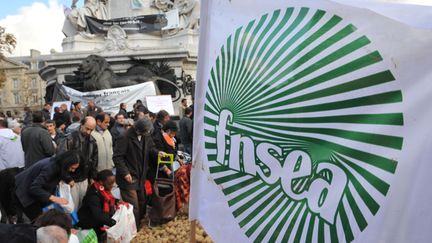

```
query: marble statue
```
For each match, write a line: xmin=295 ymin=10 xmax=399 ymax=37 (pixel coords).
xmin=154 ymin=0 xmax=200 ymax=33
xmin=68 ymin=0 xmax=109 ymax=32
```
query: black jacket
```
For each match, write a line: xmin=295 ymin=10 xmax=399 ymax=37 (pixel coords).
xmin=52 ymin=130 xmax=66 ymax=146
xmin=21 ymin=124 xmax=55 ymax=168
xmin=152 ymin=132 xmax=176 ymax=180
xmin=0 ymin=224 xmax=36 ymax=243
xmin=152 ymin=121 xmax=163 ymax=138
xmin=23 ymin=112 xmax=33 ymax=127
xmin=41 ymin=108 xmax=50 ymax=121
xmin=110 ymin=123 xmax=125 ymax=147
xmin=118 ymin=108 xmax=128 ymax=118
xmin=15 ymin=158 xmax=73 ymax=208
xmin=0 ymin=167 xmax=24 ymax=216
xmin=113 ymin=127 xmax=159 ymax=191
xmin=179 ymin=116 xmax=193 ymax=145
xmin=77 ymin=186 xmax=117 ymax=230
xmin=86 ymin=106 xmax=103 ymax=118
xmin=57 ymin=129 xmax=98 ymax=182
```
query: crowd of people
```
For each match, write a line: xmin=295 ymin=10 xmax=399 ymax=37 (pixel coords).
xmin=0 ymin=98 xmax=194 ymax=242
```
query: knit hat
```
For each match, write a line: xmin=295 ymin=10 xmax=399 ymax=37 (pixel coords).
xmin=134 ymin=118 xmax=153 ymax=134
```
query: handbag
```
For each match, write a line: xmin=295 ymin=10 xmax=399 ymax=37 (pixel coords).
xmin=148 ymin=154 xmax=177 ymax=224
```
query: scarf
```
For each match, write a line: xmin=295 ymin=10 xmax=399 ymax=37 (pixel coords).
xmin=163 ymin=132 xmax=176 ymax=149
xmin=93 ymin=181 xmax=115 ymax=214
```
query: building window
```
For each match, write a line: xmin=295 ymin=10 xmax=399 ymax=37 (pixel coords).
xmin=13 ymin=79 xmax=19 ymax=89
xmin=32 ymin=94 xmax=38 ymax=104
xmin=14 ymin=93 xmax=20 ymax=105
xmin=31 ymin=61 xmax=39 ymax=70
xmin=32 ymin=78 xmax=37 ymax=88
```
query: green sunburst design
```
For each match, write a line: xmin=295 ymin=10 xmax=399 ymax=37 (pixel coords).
xmin=204 ymin=7 xmax=403 ymax=243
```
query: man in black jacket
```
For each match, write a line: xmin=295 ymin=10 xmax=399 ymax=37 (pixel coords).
xmin=58 ymin=116 xmax=98 ymax=210
xmin=21 ymin=111 xmax=55 ymax=168
xmin=41 ymin=103 xmax=51 ymax=121
xmin=113 ymin=118 xmax=165 ymax=227
xmin=85 ymin=100 xmax=103 ymax=118
xmin=110 ymin=113 xmax=126 ymax=147
xmin=179 ymin=107 xmax=193 ymax=154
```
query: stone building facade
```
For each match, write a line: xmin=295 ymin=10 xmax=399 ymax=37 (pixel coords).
xmin=0 ymin=51 xmax=46 ymax=118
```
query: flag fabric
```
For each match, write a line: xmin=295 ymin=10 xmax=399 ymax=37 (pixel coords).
xmin=190 ymin=0 xmax=432 ymax=242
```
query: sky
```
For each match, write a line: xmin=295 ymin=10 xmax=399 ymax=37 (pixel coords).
xmin=1 ymin=0 xmax=432 ymax=57
xmin=0 ymin=0 xmax=81 ymax=56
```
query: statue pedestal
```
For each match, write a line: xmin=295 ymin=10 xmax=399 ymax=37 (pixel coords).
xmin=40 ymin=1 xmax=200 ymax=109
xmin=61 ymin=29 xmax=198 ymax=55
xmin=42 ymin=28 xmax=198 ymax=88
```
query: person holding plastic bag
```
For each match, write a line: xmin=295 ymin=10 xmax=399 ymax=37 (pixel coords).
xmin=15 ymin=151 xmax=80 ymax=221
xmin=43 ymin=182 xmax=79 ymax=225
xmin=78 ymin=170 xmax=128 ymax=242
xmin=106 ymin=204 xmax=137 ymax=243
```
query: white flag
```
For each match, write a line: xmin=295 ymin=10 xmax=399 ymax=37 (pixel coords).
xmin=190 ymin=0 xmax=432 ymax=242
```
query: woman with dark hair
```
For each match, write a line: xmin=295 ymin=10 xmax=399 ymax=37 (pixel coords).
xmin=153 ymin=120 xmax=179 ymax=178
xmin=77 ymin=169 xmax=123 ymax=241
xmin=14 ymin=151 xmax=80 ymax=221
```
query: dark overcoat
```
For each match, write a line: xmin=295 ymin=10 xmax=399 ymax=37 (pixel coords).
xmin=113 ymin=127 xmax=159 ymax=191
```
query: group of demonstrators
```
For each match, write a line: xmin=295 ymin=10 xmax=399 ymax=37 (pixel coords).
xmin=0 ymin=98 xmax=194 ymax=242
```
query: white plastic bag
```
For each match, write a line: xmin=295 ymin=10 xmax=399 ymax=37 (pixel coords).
xmin=58 ymin=182 xmax=75 ymax=214
xmin=107 ymin=204 xmax=137 ymax=243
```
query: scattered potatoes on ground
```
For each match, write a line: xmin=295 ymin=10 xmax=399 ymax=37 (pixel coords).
xmin=131 ymin=209 xmax=213 ymax=243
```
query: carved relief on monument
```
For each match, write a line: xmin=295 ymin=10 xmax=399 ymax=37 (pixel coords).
xmin=104 ymin=26 xmax=128 ymax=51
xmin=153 ymin=0 xmax=200 ymax=35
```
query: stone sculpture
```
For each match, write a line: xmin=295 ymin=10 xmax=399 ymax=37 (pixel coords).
xmin=68 ymin=0 xmax=109 ymax=32
xmin=154 ymin=0 xmax=200 ymax=34
xmin=75 ymin=54 xmax=180 ymax=102
xmin=77 ymin=55 xmax=153 ymax=91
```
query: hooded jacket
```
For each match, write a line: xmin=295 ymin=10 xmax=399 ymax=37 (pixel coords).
xmin=0 ymin=128 xmax=25 ymax=170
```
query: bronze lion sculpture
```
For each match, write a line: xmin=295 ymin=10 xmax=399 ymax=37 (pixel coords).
xmin=79 ymin=55 xmax=155 ymax=91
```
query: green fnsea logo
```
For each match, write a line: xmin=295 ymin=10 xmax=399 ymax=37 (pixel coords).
xmin=204 ymin=7 xmax=404 ymax=243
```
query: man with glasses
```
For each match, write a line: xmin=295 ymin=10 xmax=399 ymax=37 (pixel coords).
xmin=58 ymin=116 xmax=98 ymax=210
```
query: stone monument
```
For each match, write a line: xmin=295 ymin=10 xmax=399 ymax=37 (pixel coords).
xmin=40 ymin=0 xmax=199 ymax=108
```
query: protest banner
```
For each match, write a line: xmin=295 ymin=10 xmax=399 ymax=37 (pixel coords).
xmin=86 ymin=14 xmax=167 ymax=34
xmin=62 ymin=82 xmax=157 ymax=114
xmin=51 ymin=101 xmax=72 ymax=119
xmin=146 ymin=95 xmax=175 ymax=115
xmin=190 ymin=0 xmax=432 ymax=242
